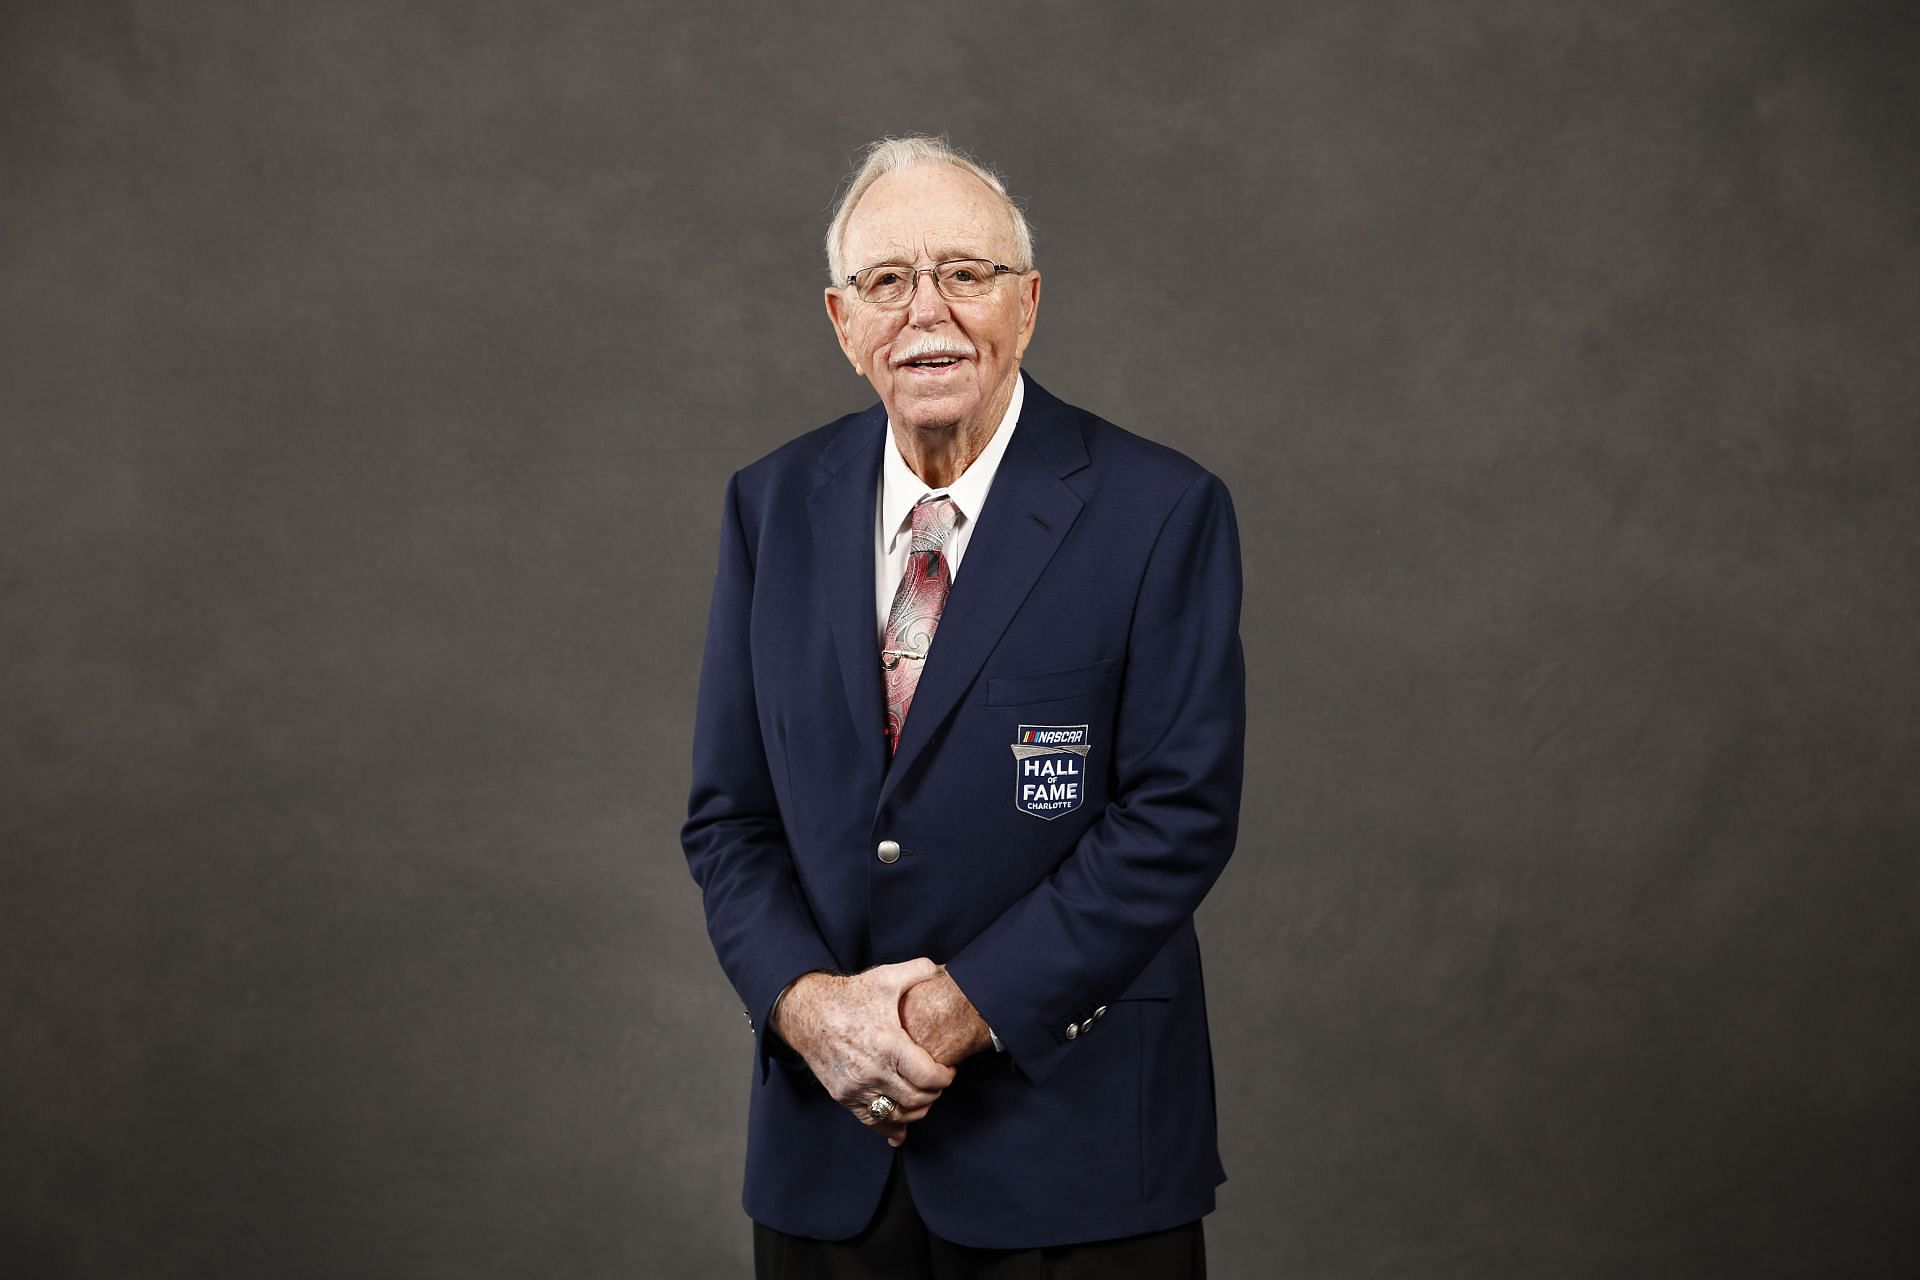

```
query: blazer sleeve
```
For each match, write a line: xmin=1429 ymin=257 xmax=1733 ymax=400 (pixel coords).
xmin=682 ymin=472 xmax=840 ymax=1082
xmin=944 ymin=469 xmax=1246 ymax=1085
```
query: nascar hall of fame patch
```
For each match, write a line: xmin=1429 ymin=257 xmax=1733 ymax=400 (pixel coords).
xmin=1010 ymin=725 xmax=1091 ymax=819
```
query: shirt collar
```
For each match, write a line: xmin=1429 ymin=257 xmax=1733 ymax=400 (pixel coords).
xmin=881 ymin=372 xmax=1025 ymax=552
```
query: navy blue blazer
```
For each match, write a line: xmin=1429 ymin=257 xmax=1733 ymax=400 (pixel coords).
xmin=682 ymin=376 xmax=1245 ymax=1249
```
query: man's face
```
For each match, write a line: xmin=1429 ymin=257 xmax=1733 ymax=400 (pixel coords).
xmin=824 ymin=163 xmax=1041 ymax=440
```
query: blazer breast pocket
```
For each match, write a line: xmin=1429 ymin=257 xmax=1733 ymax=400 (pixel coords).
xmin=986 ymin=657 xmax=1117 ymax=706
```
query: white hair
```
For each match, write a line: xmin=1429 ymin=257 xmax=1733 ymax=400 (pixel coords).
xmin=824 ymin=135 xmax=1035 ymax=284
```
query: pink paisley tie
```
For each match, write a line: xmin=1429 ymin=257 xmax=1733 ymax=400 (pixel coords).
xmin=881 ymin=495 xmax=959 ymax=754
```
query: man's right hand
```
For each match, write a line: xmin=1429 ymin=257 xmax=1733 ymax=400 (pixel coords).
xmin=773 ymin=959 xmax=957 ymax=1147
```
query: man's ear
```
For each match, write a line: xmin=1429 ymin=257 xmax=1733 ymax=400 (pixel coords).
xmin=823 ymin=288 xmax=863 ymax=376
xmin=1014 ymin=271 xmax=1042 ymax=362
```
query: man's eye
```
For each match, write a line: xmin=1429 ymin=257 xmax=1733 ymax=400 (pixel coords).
xmin=947 ymin=266 xmax=980 ymax=283
xmin=870 ymin=270 xmax=905 ymax=287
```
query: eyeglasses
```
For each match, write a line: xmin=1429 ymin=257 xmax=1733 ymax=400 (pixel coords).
xmin=844 ymin=258 xmax=1022 ymax=306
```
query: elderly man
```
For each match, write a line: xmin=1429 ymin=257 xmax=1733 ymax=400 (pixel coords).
xmin=683 ymin=135 xmax=1244 ymax=1278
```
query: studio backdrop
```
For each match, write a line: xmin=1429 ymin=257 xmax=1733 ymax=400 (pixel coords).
xmin=3 ymin=3 xmax=1916 ymax=1277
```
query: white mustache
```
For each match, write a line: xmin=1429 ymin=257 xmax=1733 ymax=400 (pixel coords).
xmin=892 ymin=336 xmax=977 ymax=365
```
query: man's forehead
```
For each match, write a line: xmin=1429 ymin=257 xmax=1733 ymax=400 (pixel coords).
xmin=849 ymin=233 xmax=996 ymax=267
xmin=843 ymin=163 xmax=1017 ymax=263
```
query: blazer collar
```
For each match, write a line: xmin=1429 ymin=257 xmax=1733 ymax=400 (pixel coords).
xmin=807 ymin=402 xmax=891 ymax=781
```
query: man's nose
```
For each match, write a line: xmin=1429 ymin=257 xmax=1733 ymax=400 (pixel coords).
xmin=907 ymin=270 xmax=950 ymax=326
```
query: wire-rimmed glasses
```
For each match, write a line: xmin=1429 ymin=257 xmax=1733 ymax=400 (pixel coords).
xmin=843 ymin=258 xmax=1023 ymax=306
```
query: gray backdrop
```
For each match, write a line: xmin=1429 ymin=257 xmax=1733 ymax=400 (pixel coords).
xmin=4 ymin=2 xmax=1916 ymax=1277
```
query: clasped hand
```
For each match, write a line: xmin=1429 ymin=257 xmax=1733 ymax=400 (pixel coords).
xmin=772 ymin=959 xmax=993 ymax=1146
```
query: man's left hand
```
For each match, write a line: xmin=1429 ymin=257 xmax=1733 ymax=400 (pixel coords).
xmin=901 ymin=967 xmax=993 ymax=1066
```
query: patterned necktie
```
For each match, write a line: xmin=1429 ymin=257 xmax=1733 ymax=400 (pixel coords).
xmin=881 ymin=495 xmax=959 ymax=754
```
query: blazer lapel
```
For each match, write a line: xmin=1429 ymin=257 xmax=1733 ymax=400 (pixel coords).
xmin=807 ymin=407 xmax=889 ymax=777
xmin=879 ymin=378 xmax=1090 ymax=813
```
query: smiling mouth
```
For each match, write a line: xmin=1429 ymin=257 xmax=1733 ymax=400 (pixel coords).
xmin=899 ymin=356 xmax=965 ymax=372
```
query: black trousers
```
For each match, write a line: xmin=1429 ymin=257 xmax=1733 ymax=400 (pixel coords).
xmin=753 ymin=1157 xmax=1207 ymax=1280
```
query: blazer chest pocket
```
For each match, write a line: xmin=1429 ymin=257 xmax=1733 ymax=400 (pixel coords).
xmin=986 ymin=657 xmax=1116 ymax=707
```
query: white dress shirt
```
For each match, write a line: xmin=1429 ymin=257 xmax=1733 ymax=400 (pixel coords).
xmin=875 ymin=373 xmax=1025 ymax=645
